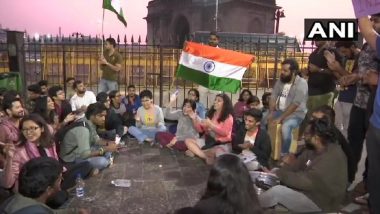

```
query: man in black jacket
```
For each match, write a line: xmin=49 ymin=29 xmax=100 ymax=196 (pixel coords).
xmin=310 ymin=105 xmax=355 ymax=184
xmin=232 ymin=108 xmax=271 ymax=169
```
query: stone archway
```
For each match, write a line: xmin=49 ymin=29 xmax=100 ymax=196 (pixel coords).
xmin=173 ymin=15 xmax=190 ymax=48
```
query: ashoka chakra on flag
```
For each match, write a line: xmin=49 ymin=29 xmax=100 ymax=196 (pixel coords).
xmin=176 ymin=42 xmax=255 ymax=93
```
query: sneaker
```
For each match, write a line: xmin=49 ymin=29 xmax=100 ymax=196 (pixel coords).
xmin=354 ymin=193 xmax=369 ymax=205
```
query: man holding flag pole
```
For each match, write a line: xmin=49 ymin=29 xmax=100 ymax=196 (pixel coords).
xmin=98 ymin=0 xmax=127 ymax=92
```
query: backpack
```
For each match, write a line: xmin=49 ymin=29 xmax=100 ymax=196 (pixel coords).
xmin=54 ymin=120 xmax=90 ymax=157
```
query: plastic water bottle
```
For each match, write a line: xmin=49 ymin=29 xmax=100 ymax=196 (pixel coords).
xmin=75 ymin=174 xmax=85 ymax=198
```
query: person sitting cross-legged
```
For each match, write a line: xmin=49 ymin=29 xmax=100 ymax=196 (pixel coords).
xmin=69 ymin=80 xmax=97 ymax=114
xmin=96 ymin=92 xmax=126 ymax=141
xmin=59 ymin=103 xmax=119 ymax=170
xmin=155 ymin=94 xmax=199 ymax=151
xmin=1 ymin=157 xmax=88 ymax=213
xmin=127 ymin=90 xmax=166 ymax=144
xmin=259 ymin=117 xmax=347 ymax=213
xmin=232 ymin=109 xmax=271 ymax=170
xmin=185 ymin=93 xmax=234 ymax=165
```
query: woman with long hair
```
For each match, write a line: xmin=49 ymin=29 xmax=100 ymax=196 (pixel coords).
xmin=2 ymin=114 xmax=93 ymax=207
xmin=234 ymin=89 xmax=253 ymax=120
xmin=188 ymin=88 xmax=206 ymax=119
xmin=33 ymin=96 xmax=56 ymax=126
xmin=176 ymin=154 xmax=263 ymax=214
xmin=185 ymin=93 xmax=234 ymax=164
xmin=33 ymin=96 xmax=75 ymax=132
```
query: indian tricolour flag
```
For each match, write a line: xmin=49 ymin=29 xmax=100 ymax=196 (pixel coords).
xmin=176 ymin=42 xmax=254 ymax=93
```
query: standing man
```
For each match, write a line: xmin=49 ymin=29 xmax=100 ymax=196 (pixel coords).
xmin=198 ymin=31 xmax=222 ymax=108
xmin=333 ymin=41 xmax=360 ymax=138
xmin=98 ymin=37 xmax=122 ymax=93
xmin=358 ymin=15 xmax=380 ymax=213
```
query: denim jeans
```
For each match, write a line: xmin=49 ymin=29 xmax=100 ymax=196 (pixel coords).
xmin=259 ymin=185 xmax=321 ymax=213
xmin=128 ymin=125 xmax=167 ymax=143
xmin=85 ymin=156 xmax=109 ymax=170
xmin=334 ymin=101 xmax=353 ymax=139
xmin=99 ymin=78 xmax=118 ymax=93
xmin=273 ymin=111 xmax=303 ymax=154
xmin=75 ymin=146 xmax=111 ymax=170
xmin=366 ymin=124 xmax=380 ymax=213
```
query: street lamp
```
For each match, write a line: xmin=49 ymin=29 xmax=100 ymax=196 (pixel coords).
xmin=274 ymin=8 xmax=285 ymax=34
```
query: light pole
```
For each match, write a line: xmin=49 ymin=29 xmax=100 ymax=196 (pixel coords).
xmin=274 ymin=8 xmax=285 ymax=34
xmin=215 ymin=0 xmax=219 ymax=32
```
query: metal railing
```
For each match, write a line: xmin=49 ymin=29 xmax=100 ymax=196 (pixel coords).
xmin=0 ymin=34 xmax=316 ymax=106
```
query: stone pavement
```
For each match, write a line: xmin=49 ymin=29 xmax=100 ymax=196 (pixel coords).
xmin=66 ymin=139 xmax=210 ymax=214
xmin=65 ymin=138 xmax=369 ymax=214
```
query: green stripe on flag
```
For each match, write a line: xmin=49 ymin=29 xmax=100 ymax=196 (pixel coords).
xmin=176 ymin=65 xmax=241 ymax=93
xmin=103 ymin=0 xmax=127 ymax=27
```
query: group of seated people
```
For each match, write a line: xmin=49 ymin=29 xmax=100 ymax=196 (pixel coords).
xmin=0 ymin=57 xmax=355 ymax=213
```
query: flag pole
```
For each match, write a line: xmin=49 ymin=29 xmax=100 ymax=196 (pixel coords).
xmin=215 ymin=0 xmax=219 ymax=31
xmin=101 ymin=8 xmax=105 ymax=55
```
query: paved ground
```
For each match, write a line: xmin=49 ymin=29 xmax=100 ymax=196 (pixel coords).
xmin=65 ymin=139 xmax=369 ymax=214
xmin=66 ymin=139 xmax=210 ymax=214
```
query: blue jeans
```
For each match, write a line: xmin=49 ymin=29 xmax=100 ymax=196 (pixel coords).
xmin=99 ymin=78 xmax=118 ymax=93
xmin=273 ymin=111 xmax=303 ymax=154
xmin=76 ymin=146 xmax=112 ymax=170
xmin=128 ymin=125 xmax=167 ymax=143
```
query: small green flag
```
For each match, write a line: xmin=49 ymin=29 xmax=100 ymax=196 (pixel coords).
xmin=103 ymin=0 xmax=127 ymax=27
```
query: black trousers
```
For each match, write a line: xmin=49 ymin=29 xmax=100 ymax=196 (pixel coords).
xmin=347 ymin=105 xmax=369 ymax=176
xmin=47 ymin=161 xmax=93 ymax=209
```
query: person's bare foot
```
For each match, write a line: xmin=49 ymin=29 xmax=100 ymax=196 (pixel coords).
xmin=185 ymin=150 xmax=195 ymax=157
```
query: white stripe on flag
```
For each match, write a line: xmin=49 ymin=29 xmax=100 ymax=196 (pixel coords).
xmin=179 ymin=52 xmax=247 ymax=80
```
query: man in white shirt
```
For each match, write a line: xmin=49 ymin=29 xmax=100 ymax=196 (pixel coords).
xmin=70 ymin=80 xmax=97 ymax=113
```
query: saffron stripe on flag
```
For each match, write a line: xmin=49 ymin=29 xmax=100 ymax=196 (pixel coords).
xmin=176 ymin=65 xmax=241 ymax=93
xmin=184 ymin=42 xmax=255 ymax=67
xmin=179 ymin=51 xmax=247 ymax=81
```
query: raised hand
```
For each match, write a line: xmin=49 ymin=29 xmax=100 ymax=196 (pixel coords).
xmin=324 ymin=50 xmax=336 ymax=63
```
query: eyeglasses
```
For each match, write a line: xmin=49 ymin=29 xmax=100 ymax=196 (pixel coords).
xmin=141 ymin=99 xmax=151 ymax=103
xmin=22 ymin=126 xmax=40 ymax=133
